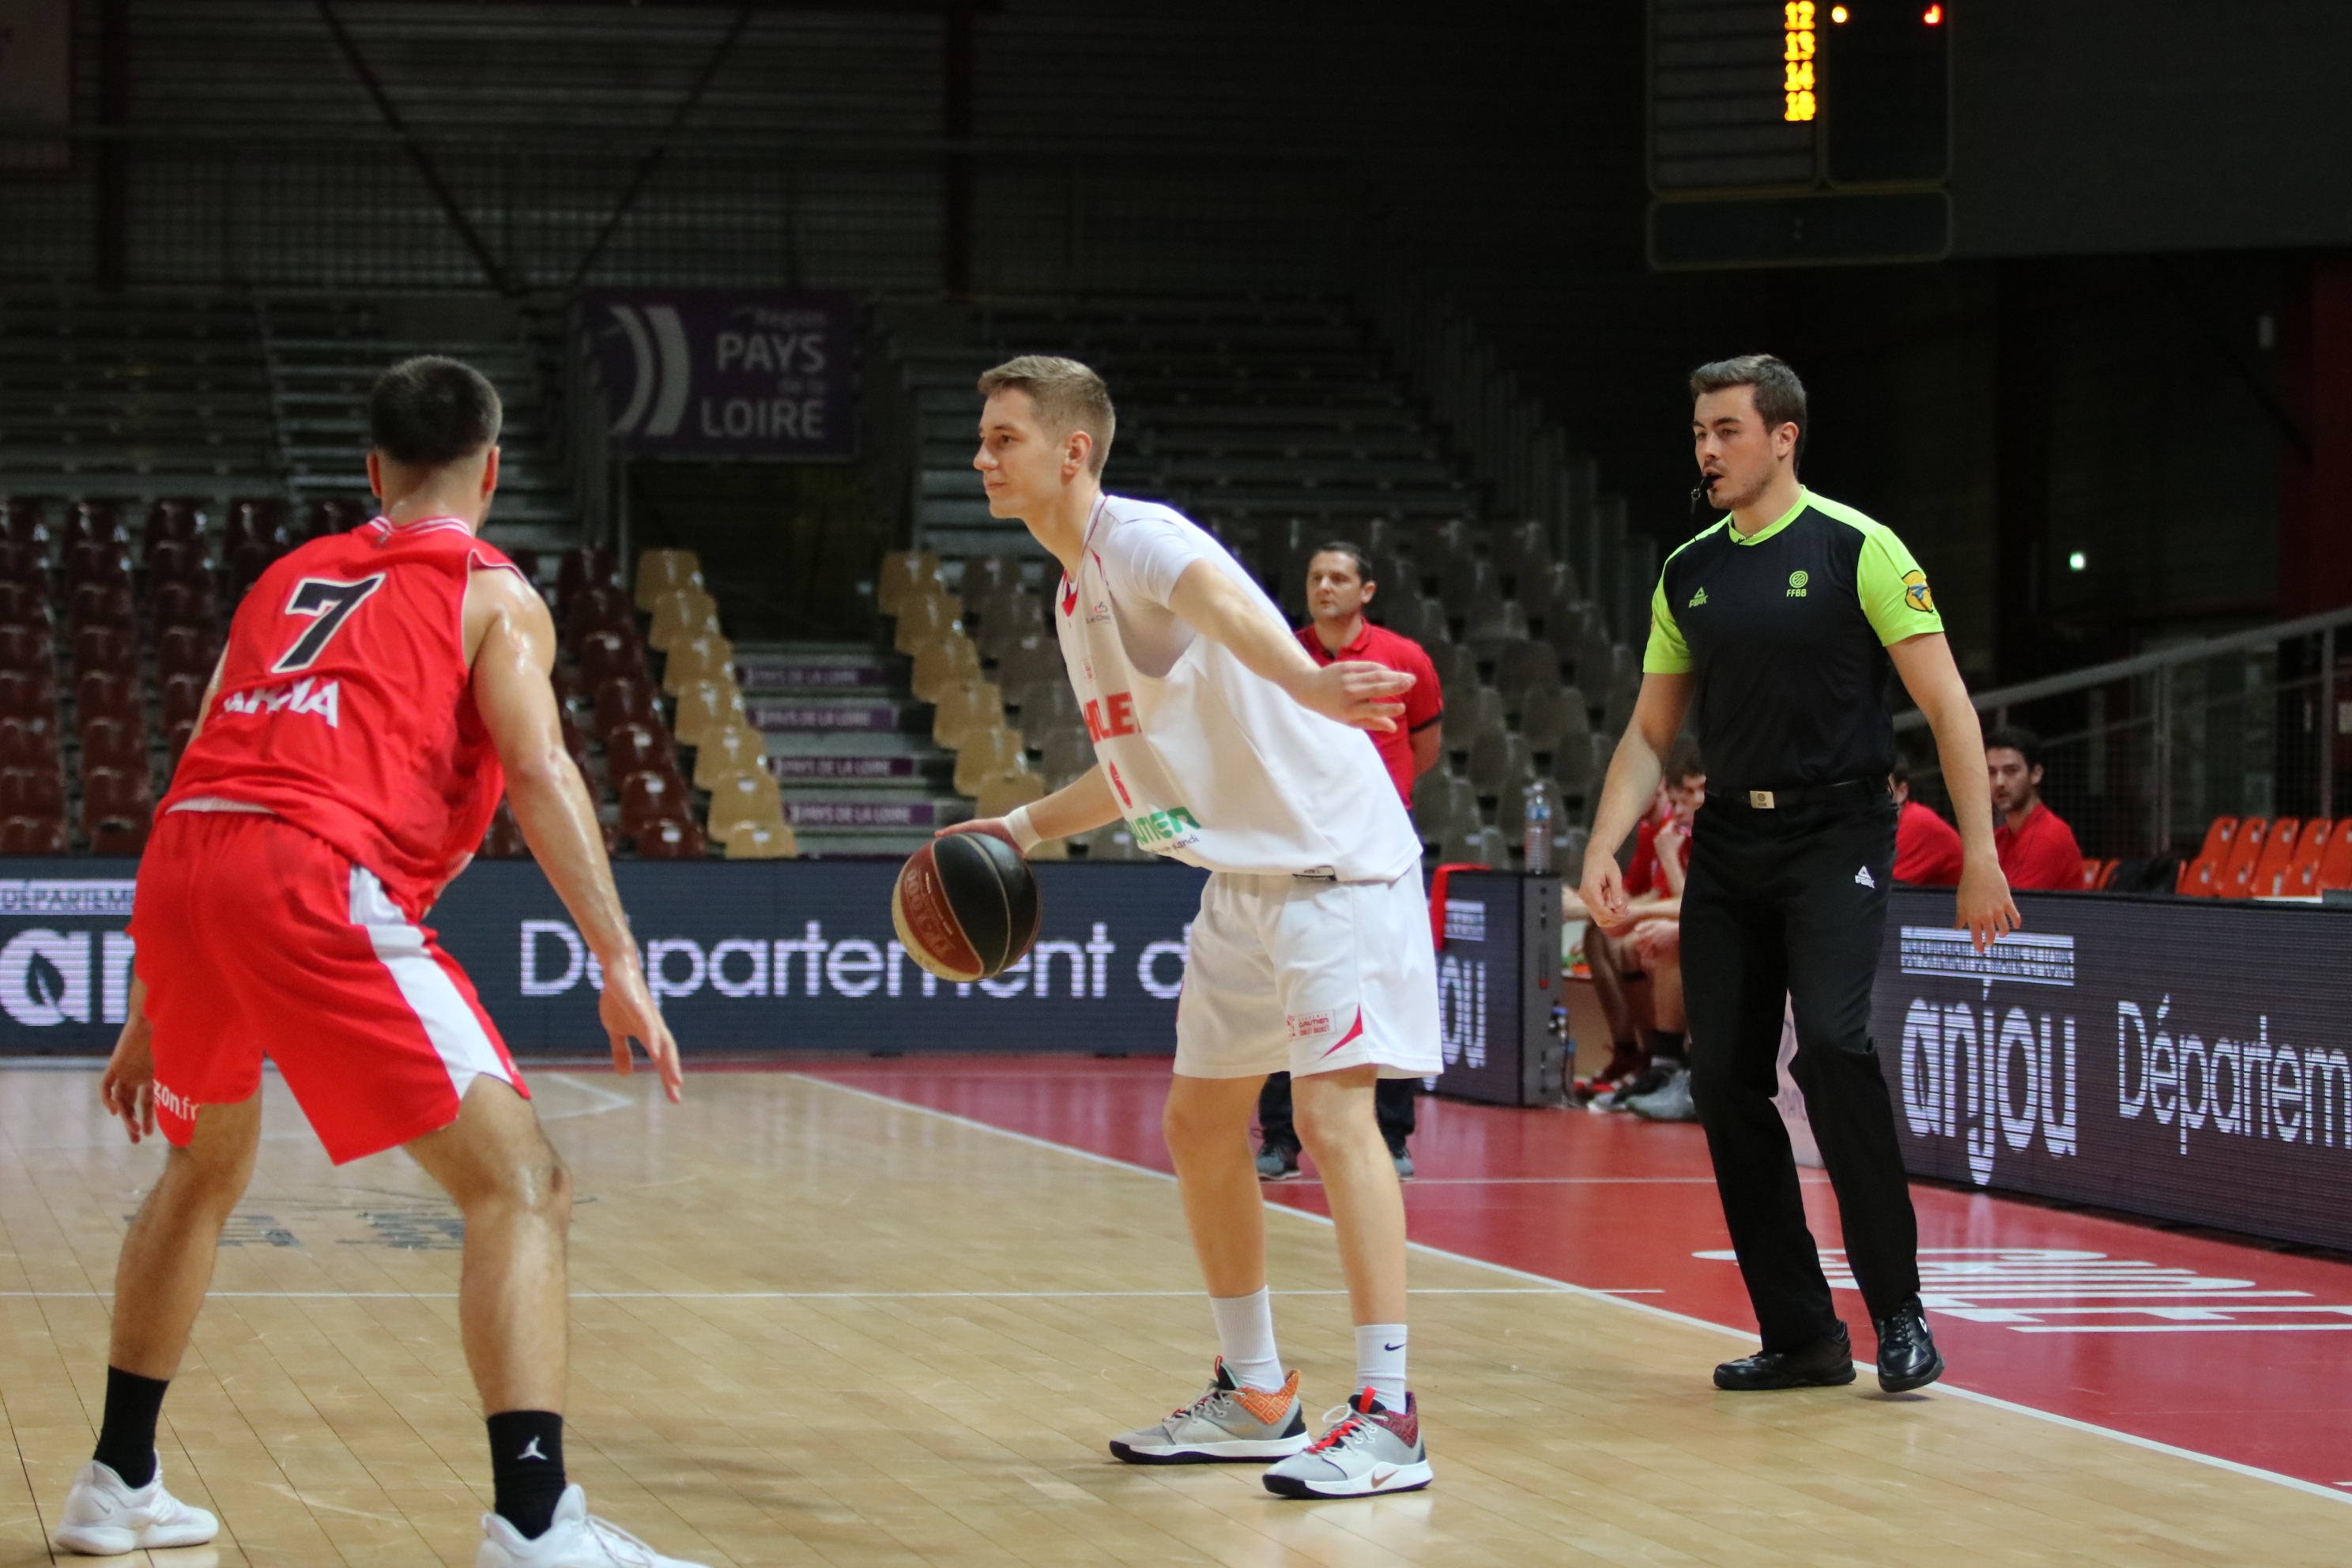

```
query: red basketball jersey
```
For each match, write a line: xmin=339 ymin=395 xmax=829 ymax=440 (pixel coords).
xmin=164 ymin=516 xmax=521 ymax=919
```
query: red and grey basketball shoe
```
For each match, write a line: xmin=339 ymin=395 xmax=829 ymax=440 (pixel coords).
xmin=1263 ymin=1389 xmax=1432 ymax=1498
xmin=1573 ymin=1045 xmax=1650 ymax=1109
xmin=1108 ymin=1360 xmax=1310 ymax=1463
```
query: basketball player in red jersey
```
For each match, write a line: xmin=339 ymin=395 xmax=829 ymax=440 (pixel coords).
xmin=55 ymin=359 xmax=708 ymax=1567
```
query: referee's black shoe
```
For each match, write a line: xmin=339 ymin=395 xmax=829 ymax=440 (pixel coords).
xmin=1873 ymin=1298 xmax=1944 ymax=1393
xmin=1713 ymin=1322 xmax=1856 ymax=1390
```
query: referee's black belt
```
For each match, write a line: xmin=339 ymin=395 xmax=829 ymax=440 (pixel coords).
xmin=1706 ymin=778 xmax=1888 ymax=812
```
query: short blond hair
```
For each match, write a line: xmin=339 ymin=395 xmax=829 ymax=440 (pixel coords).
xmin=977 ymin=355 xmax=1116 ymax=475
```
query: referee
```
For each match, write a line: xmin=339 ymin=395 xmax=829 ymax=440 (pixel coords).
xmin=1579 ymin=354 xmax=2016 ymax=1394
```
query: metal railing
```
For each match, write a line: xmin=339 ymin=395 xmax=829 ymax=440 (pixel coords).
xmin=1895 ymin=607 xmax=2352 ymax=860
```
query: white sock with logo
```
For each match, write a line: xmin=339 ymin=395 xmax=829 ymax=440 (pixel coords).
xmin=1209 ymin=1288 xmax=1285 ymax=1393
xmin=1355 ymin=1323 xmax=1408 ymax=1407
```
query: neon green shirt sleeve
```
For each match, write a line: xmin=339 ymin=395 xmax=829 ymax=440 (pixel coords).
xmin=1856 ymin=525 xmax=1944 ymax=646
xmin=1643 ymin=572 xmax=1693 ymax=674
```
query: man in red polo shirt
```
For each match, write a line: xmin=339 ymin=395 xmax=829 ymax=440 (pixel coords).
xmin=1986 ymin=725 xmax=2083 ymax=891
xmin=1257 ymin=542 xmax=1443 ymax=1181
xmin=1891 ymin=755 xmax=1965 ymax=886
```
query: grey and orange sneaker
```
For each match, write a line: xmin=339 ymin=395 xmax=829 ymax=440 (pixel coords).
xmin=1263 ymin=1389 xmax=1432 ymax=1498
xmin=1108 ymin=1359 xmax=1310 ymax=1464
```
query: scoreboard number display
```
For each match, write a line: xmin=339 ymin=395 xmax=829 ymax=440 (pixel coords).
xmin=1648 ymin=0 xmax=1951 ymax=267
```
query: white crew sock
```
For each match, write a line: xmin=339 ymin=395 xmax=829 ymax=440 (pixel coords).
xmin=1209 ymin=1288 xmax=1285 ymax=1393
xmin=1355 ymin=1323 xmax=1408 ymax=1408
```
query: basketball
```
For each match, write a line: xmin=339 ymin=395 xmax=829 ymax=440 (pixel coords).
xmin=891 ymin=829 xmax=1042 ymax=982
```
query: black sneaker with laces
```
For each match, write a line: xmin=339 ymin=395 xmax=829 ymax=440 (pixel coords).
xmin=1873 ymin=1297 xmax=1944 ymax=1392
xmin=1254 ymin=1141 xmax=1301 ymax=1181
xmin=1713 ymin=1321 xmax=1857 ymax=1390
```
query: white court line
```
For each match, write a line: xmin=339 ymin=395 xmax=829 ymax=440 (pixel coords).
xmin=1280 ymin=1176 xmax=1825 ymax=1185
xmin=0 ymin=1287 xmax=1570 ymax=1301
xmin=793 ymin=1072 xmax=2352 ymax=1512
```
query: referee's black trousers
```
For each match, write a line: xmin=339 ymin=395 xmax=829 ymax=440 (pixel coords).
xmin=1681 ymin=793 xmax=1920 ymax=1351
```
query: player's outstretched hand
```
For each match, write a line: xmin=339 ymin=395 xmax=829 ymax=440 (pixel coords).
xmin=100 ymin=1017 xmax=158 ymax=1144
xmin=1288 ymin=659 xmax=1412 ymax=733
xmin=1578 ymin=842 xmax=1631 ymax=931
xmin=599 ymin=956 xmax=684 ymax=1103
xmin=937 ymin=818 xmax=1021 ymax=854
xmin=1956 ymin=855 xmax=2020 ymax=955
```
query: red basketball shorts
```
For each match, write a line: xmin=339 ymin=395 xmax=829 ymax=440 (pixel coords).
xmin=131 ymin=810 xmax=526 ymax=1163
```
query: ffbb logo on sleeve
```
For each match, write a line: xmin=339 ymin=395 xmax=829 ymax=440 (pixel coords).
xmin=1902 ymin=570 xmax=1936 ymax=613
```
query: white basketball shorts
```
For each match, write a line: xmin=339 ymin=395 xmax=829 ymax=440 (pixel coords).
xmin=1174 ymin=868 xmax=1442 ymax=1080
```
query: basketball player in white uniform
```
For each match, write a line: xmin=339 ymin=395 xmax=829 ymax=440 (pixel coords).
xmin=950 ymin=356 xmax=1438 ymax=1498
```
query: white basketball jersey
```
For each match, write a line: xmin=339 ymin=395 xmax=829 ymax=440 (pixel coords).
xmin=1052 ymin=495 xmax=1423 ymax=882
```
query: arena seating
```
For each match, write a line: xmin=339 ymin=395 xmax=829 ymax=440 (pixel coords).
xmin=2173 ymin=816 xmax=2352 ymax=899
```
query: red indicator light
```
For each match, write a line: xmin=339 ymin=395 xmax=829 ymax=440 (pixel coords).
xmin=1923 ymin=3 xmax=1943 ymax=21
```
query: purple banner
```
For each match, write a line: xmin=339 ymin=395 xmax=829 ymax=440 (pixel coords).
xmin=581 ymin=289 xmax=855 ymax=458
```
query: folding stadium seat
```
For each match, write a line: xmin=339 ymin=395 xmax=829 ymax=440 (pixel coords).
xmin=975 ymin=770 xmax=1046 ymax=820
xmin=0 ymin=544 xmax=47 ymax=600
xmin=2 ymin=500 xmax=47 ymax=546
xmin=64 ymin=508 xmax=132 ymax=553
xmin=2282 ymin=819 xmax=2334 ymax=895
xmin=507 ymin=548 xmax=544 ymax=598
xmin=993 ymin=634 xmax=1062 ymax=692
xmin=1451 ymin=686 xmax=1506 ymax=752
xmin=145 ymin=539 xmax=208 ymax=594
xmin=0 ymin=671 xmax=56 ymax=724
xmin=90 ymin=816 xmax=149 ymax=856
xmin=66 ymin=542 xmax=133 ymax=595
xmin=160 ymin=673 xmax=207 ymax=731
xmin=1468 ymin=728 xmax=1536 ymax=808
xmin=1563 ymin=731 xmax=1615 ymax=802
xmin=2194 ymin=816 xmax=2240 ymax=864
xmin=0 ymin=582 xmax=38 ymax=625
xmin=156 ymin=626 xmax=217 ymax=682
xmin=164 ymin=718 xmax=196 ymax=771
xmin=1038 ymin=724 xmax=1096 ymax=789
xmin=973 ymin=590 xmax=1046 ymax=663
xmin=1491 ymin=521 xmax=1554 ymax=594
xmin=1441 ymin=823 xmax=1511 ymax=869
xmin=1413 ymin=770 xmax=1482 ymax=847
xmin=225 ymin=542 xmax=274 ymax=600
xmin=633 ymin=549 xmax=704 ymax=612
xmin=1415 ymin=518 xmax=1483 ymax=564
xmin=961 ymin=553 xmax=1021 ymax=600
xmin=143 ymin=501 xmax=198 ymax=548
xmin=1423 ymin=639 xmax=1476 ymax=706
xmin=2177 ymin=857 xmax=2219 ymax=897
xmin=80 ymin=766 xmax=153 ymax=838
xmin=1438 ymin=556 xmax=1498 ymax=624
xmin=603 ymin=722 xmax=676 ymax=792
xmin=81 ymin=717 xmax=145 ymax=775
xmin=635 ymin=816 xmax=707 ymax=859
xmin=1463 ymin=600 xmax=1531 ymax=662
xmin=565 ymin=585 xmax=635 ymax=651
xmin=73 ymin=626 xmax=137 ymax=679
xmin=593 ymin=677 xmax=660 ymax=741
xmin=2316 ymin=820 xmax=2352 ymax=892
xmin=0 ymin=622 xmax=51 ymax=673
xmin=2248 ymin=816 xmax=2303 ymax=897
xmin=0 ymin=716 xmax=60 ymax=772
xmin=706 ymin=770 xmax=786 ymax=846
xmin=556 ymin=548 xmax=620 ymax=611
xmin=2 ymin=816 xmax=67 ymax=855
xmin=672 ymin=680 xmax=748 ymax=748
xmin=69 ymin=582 xmax=136 ymax=636
xmin=1519 ymin=683 xmax=1592 ymax=767
xmin=910 ymin=634 xmax=982 ymax=705
xmin=1492 ymin=641 xmax=1564 ymax=714
xmin=876 ymin=550 xmax=944 ymax=617
xmin=617 ymin=770 xmax=690 ymax=844
xmin=75 ymin=670 xmax=141 ymax=737
xmin=2214 ymin=818 xmax=2271 ymax=899
xmin=1517 ymin=564 xmax=1585 ymax=641
xmin=662 ymin=631 xmax=733 ymax=695
xmin=2093 ymin=859 xmax=2120 ymax=891
xmin=932 ymin=679 xmax=1004 ymax=752
xmin=220 ymin=503 xmax=268 ymax=553
xmin=1008 ymin=677 xmax=1079 ymax=734
xmin=953 ymin=726 xmax=1030 ymax=797
xmin=690 ymin=723 xmax=767 ymax=791
xmin=1382 ymin=594 xmax=1449 ymax=653
xmin=153 ymin=580 xmax=220 ymax=635
xmin=578 ymin=627 xmax=646 ymax=691
xmin=1 ymin=767 xmax=63 ymax=820
xmin=724 ymin=820 xmax=797 ymax=860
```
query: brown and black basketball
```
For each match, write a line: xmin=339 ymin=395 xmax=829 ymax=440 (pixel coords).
xmin=891 ymin=829 xmax=1042 ymax=982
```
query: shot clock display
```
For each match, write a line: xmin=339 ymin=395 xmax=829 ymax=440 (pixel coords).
xmin=1649 ymin=0 xmax=1951 ymax=266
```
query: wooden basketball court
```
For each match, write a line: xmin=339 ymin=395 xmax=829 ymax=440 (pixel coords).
xmin=0 ymin=1061 xmax=2340 ymax=1566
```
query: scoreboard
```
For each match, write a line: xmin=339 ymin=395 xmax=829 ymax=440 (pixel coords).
xmin=1648 ymin=0 xmax=1951 ymax=268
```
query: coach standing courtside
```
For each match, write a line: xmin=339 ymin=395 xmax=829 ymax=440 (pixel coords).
xmin=1580 ymin=355 xmax=2018 ymax=1394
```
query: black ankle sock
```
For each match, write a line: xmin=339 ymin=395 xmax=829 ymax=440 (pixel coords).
xmin=1645 ymin=1029 xmax=1687 ymax=1063
xmin=487 ymin=1411 xmax=567 ymax=1540
xmin=94 ymin=1367 xmax=168 ymax=1488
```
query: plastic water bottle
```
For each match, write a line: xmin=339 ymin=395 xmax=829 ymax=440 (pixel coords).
xmin=1522 ymin=781 xmax=1553 ymax=874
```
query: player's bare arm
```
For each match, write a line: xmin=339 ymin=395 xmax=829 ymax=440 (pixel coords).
xmin=1578 ymin=672 xmax=1694 ymax=929
xmin=1163 ymin=558 xmax=1412 ymax=732
xmin=464 ymin=567 xmax=684 ymax=1101
xmin=944 ymin=762 xmax=1120 ymax=854
xmin=1887 ymin=631 xmax=2019 ymax=952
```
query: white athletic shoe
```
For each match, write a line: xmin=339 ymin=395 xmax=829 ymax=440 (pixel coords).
xmin=1108 ymin=1359 xmax=1312 ymax=1464
xmin=55 ymin=1457 xmax=219 ymax=1555
xmin=477 ymin=1484 xmax=710 ymax=1568
xmin=1263 ymin=1389 xmax=1433 ymax=1498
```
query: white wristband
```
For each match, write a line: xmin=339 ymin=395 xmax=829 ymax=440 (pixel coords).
xmin=1002 ymin=804 xmax=1043 ymax=854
